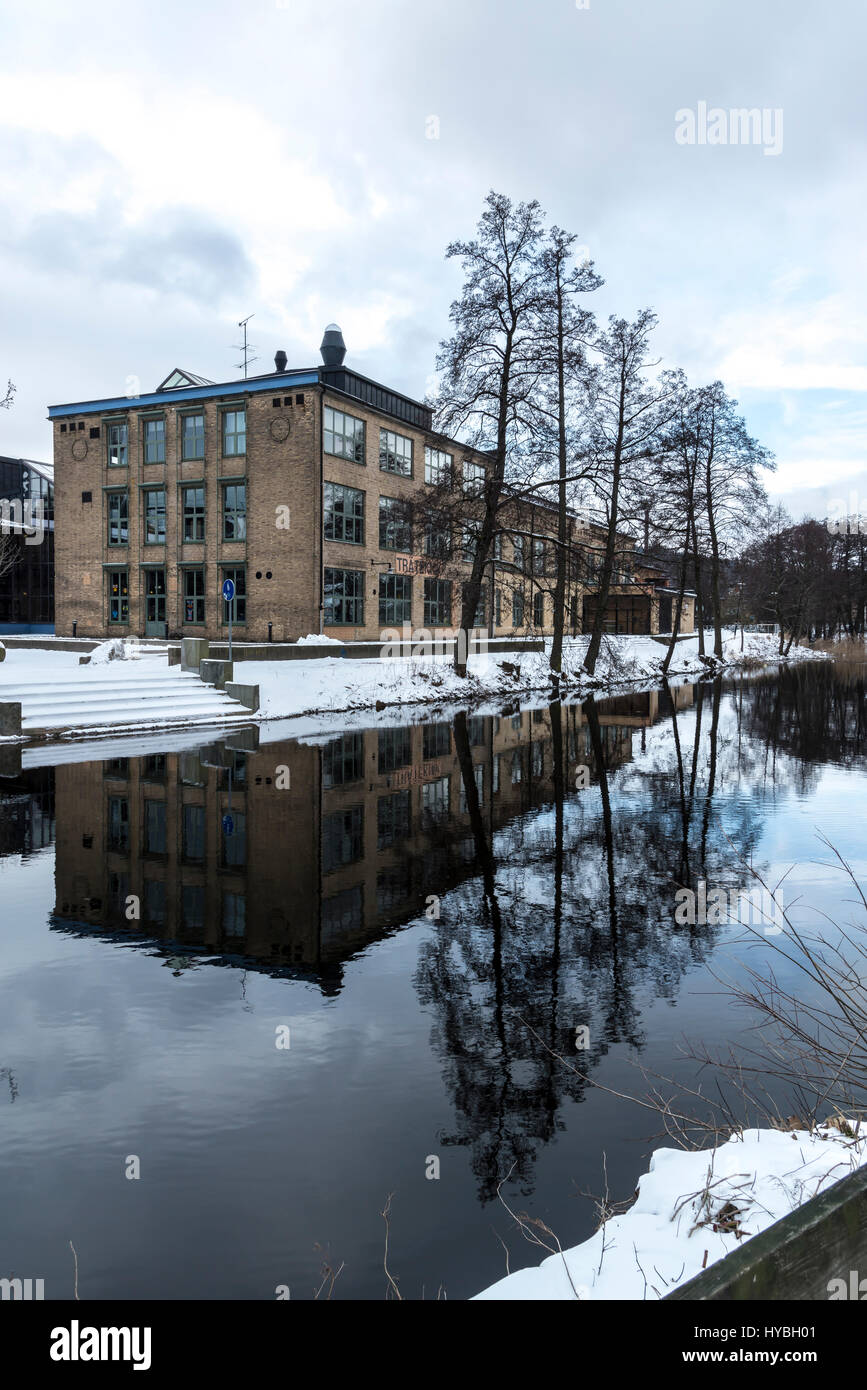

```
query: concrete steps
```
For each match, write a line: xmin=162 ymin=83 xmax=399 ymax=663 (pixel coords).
xmin=0 ymin=669 xmax=251 ymax=733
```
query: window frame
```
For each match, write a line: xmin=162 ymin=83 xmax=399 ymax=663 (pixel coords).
xmin=182 ymin=485 xmax=206 ymax=543
xmin=324 ymin=405 xmax=366 ymax=465
xmin=323 ymin=567 xmax=365 ymax=627
xmin=181 ymin=412 xmax=206 ymax=462
xmin=143 ymin=487 xmax=166 ymax=546
xmin=182 ymin=566 xmax=206 ymax=625
xmin=424 ymin=445 xmax=452 ymax=488
xmin=222 ymin=482 xmax=247 ymax=542
xmin=221 ymin=408 xmax=247 ymax=458
xmin=324 ymin=482 xmax=365 ymax=546
xmin=379 ymin=427 xmax=413 ymax=478
xmin=107 ymin=567 xmax=129 ymax=624
xmin=106 ymin=420 xmax=129 ymax=468
xmin=107 ymin=490 xmax=129 ymax=547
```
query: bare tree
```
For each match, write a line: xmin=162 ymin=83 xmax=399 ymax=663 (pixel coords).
xmin=435 ymin=192 xmax=547 ymax=674
xmin=581 ymin=311 xmax=673 ymax=677
xmin=535 ymin=227 xmax=601 ymax=684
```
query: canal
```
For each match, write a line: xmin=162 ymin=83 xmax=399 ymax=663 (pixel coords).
xmin=0 ymin=660 xmax=865 ymax=1299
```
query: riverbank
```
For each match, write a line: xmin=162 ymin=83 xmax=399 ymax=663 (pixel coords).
xmin=474 ymin=1120 xmax=867 ymax=1300
xmin=0 ymin=630 xmax=827 ymax=738
xmin=243 ymin=629 xmax=826 ymax=720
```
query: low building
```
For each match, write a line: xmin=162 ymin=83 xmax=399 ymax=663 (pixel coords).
xmin=48 ymin=329 xmax=692 ymax=643
xmin=0 ymin=456 xmax=54 ymax=633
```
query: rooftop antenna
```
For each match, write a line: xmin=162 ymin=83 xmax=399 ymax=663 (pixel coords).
xmin=233 ymin=314 xmax=259 ymax=378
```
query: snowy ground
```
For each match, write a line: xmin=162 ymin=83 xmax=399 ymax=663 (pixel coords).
xmin=0 ymin=629 xmax=828 ymax=737
xmin=475 ymin=1122 xmax=867 ymax=1300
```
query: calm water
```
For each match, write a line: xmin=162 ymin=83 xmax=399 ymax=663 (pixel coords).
xmin=1 ymin=661 xmax=866 ymax=1300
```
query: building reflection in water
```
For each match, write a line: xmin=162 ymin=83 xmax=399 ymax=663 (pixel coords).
xmin=49 ymin=687 xmax=693 ymax=994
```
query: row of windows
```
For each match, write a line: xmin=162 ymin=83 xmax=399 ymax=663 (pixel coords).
xmin=106 ymin=485 xmax=246 ymax=546
xmin=323 ymin=406 xmax=485 ymax=491
xmin=322 ymin=484 xmax=553 ymax=572
xmin=93 ymin=410 xmax=248 ymax=468
xmin=107 ymin=795 xmax=247 ymax=868
xmin=323 ymin=568 xmax=553 ymax=629
xmin=106 ymin=566 xmax=246 ymax=625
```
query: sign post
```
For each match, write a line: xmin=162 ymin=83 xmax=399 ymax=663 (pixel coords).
xmin=222 ymin=578 xmax=236 ymax=663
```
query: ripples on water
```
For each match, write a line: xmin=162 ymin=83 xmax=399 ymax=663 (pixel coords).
xmin=0 ymin=661 xmax=865 ymax=1299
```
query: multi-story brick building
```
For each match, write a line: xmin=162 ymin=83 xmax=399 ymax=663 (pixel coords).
xmin=48 ymin=327 xmax=693 ymax=643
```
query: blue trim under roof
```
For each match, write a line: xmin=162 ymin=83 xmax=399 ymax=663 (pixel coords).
xmin=47 ymin=371 xmax=321 ymax=419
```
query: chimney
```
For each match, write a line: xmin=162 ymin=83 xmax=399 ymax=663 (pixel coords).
xmin=274 ymin=350 xmax=288 ymax=373
xmin=320 ymin=323 xmax=346 ymax=369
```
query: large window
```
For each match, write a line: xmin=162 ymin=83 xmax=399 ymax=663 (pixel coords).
xmin=379 ymin=428 xmax=413 ymax=477
xmin=182 ymin=804 xmax=205 ymax=863
xmin=423 ymin=722 xmax=450 ymax=760
xmin=324 ymin=406 xmax=365 ymax=464
xmin=222 ymin=409 xmax=246 ymax=457
xmin=323 ymin=733 xmax=364 ymax=788
xmin=379 ymin=495 xmax=411 ymax=552
xmin=182 ymin=413 xmax=205 ymax=461
xmin=107 ymin=796 xmax=129 ymax=852
xmin=377 ymin=791 xmax=411 ymax=850
xmin=421 ymin=776 xmax=450 ymax=828
xmin=144 ymin=417 xmax=165 ymax=464
xmin=183 ymin=486 xmax=205 ymax=542
xmin=463 ymin=460 xmax=485 ymax=496
xmin=379 ymin=573 xmax=412 ymax=627
xmin=107 ymin=491 xmax=128 ymax=546
xmin=222 ymin=483 xmax=246 ymax=541
xmin=424 ymin=578 xmax=451 ymax=627
xmin=512 ymin=589 xmax=525 ymax=627
xmin=324 ymin=568 xmax=364 ymax=626
xmin=107 ymin=421 xmax=128 ymax=467
xmin=221 ymin=810 xmax=246 ymax=868
xmin=222 ymin=567 xmax=246 ymax=624
xmin=462 ymin=524 xmax=481 ymax=564
xmin=533 ymin=539 xmax=546 ymax=575
xmin=513 ymin=534 xmax=526 ymax=572
xmin=324 ymin=482 xmax=364 ymax=545
xmin=143 ymin=800 xmax=167 ymax=856
xmin=424 ymin=515 xmax=451 ymax=559
xmin=143 ymin=489 xmax=166 ymax=545
xmin=323 ymin=806 xmax=364 ymax=874
xmin=183 ymin=567 xmax=206 ymax=624
xmin=424 ymin=446 xmax=452 ymax=487
xmin=534 ymin=590 xmax=545 ymax=627
xmin=378 ymin=726 xmax=412 ymax=774
xmin=107 ymin=569 xmax=129 ymax=623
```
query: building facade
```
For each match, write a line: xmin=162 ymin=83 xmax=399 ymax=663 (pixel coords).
xmin=48 ymin=331 xmax=693 ymax=643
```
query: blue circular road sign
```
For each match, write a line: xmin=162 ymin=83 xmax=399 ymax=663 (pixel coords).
xmin=222 ymin=578 xmax=236 ymax=603
xmin=222 ymin=813 xmax=234 ymax=836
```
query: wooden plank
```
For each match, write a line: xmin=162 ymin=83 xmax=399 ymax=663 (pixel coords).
xmin=666 ymin=1159 xmax=867 ymax=1300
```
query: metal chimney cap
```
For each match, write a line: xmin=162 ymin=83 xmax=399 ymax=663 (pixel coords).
xmin=320 ymin=324 xmax=347 ymax=369
xmin=274 ymin=349 xmax=288 ymax=373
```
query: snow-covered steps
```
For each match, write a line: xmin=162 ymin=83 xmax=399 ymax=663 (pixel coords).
xmin=0 ymin=669 xmax=252 ymax=734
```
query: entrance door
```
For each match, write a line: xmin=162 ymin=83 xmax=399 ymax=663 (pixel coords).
xmin=145 ymin=569 xmax=167 ymax=637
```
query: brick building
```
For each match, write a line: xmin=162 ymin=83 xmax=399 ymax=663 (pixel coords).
xmin=48 ymin=327 xmax=693 ymax=643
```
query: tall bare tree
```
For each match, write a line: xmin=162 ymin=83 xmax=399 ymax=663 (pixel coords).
xmin=581 ymin=311 xmax=673 ymax=677
xmin=435 ymin=192 xmax=547 ymax=674
xmin=535 ymin=227 xmax=601 ymax=685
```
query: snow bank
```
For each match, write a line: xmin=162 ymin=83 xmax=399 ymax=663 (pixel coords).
xmin=296 ymin=633 xmax=344 ymax=646
xmin=475 ymin=1122 xmax=866 ymax=1300
xmin=82 ymin=638 xmax=137 ymax=665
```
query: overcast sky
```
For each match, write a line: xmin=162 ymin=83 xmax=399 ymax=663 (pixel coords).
xmin=1 ymin=0 xmax=864 ymax=518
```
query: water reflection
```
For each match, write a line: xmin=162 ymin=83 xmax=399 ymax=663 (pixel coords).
xmin=1 ymin=659 xmax=865 ymax=1293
